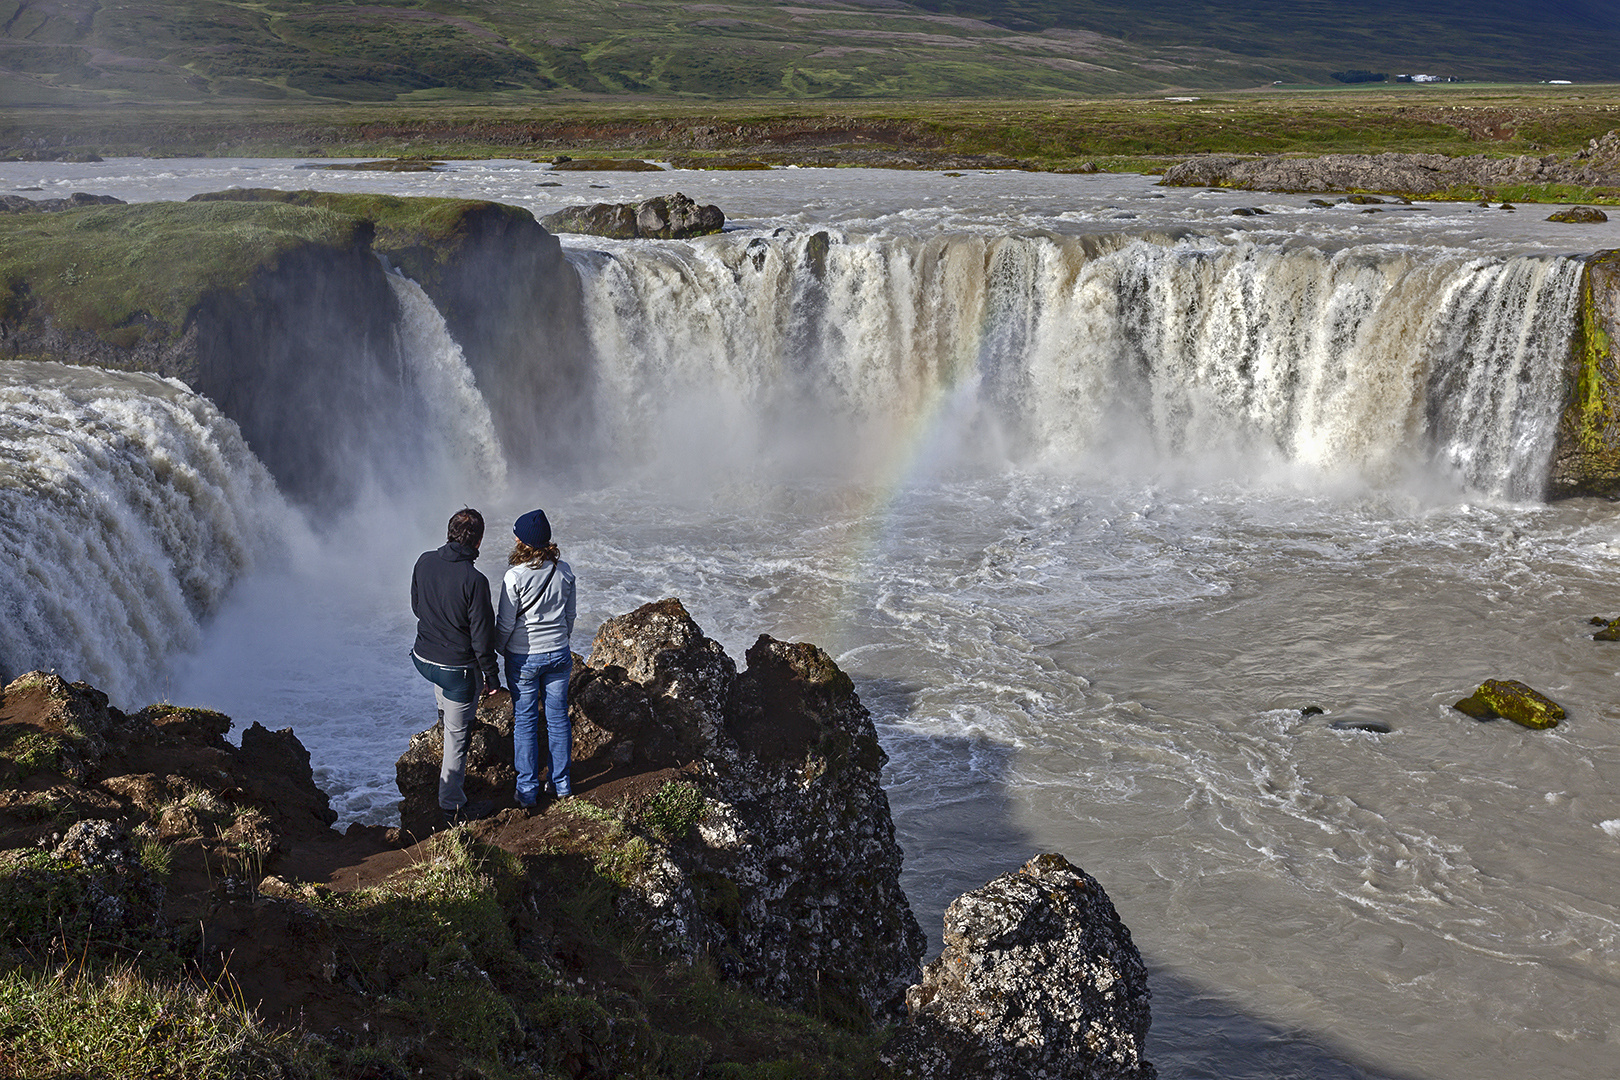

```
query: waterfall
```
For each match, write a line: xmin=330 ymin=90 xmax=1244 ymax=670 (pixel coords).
xmin=0 ymin=280 xmax=509 ymax=707
xmin=570 ymin=231 xmax=1582 ymax=497
xmin=0 ymin=362 xmax=288 ymax=703
xmin=386 ymin=273 xmax=509 ymax=489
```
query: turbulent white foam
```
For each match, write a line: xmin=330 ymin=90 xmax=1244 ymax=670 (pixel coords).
xmin=573 ymin=231 xmax=1581 ymax=497
xmin=0 ymin=361 xmax=288 ymax=704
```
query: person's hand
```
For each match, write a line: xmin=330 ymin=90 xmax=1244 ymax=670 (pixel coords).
xmin=483 ymin=684 xmax=501 ymax=697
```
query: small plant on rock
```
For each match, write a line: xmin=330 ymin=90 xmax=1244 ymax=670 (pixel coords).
xmin=639 ymin=780 xmax=709 ymax=842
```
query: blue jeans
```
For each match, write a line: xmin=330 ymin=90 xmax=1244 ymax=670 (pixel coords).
xmin=505 ymin=648 xmax=573 ymax=802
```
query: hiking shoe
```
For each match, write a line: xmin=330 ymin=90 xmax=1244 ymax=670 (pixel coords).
xmin=444 ymin=799 xmax=495 ymax=826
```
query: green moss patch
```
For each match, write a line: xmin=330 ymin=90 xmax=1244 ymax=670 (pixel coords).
xmin=1454 ymin=679 xmax=1567 ymax=729
xmin=188 ymin=187 xmax=538 ymax=294
xmin=1550 ymin=251 xmax=1620 ymax=498
xmin=639 ymin=780 xmax=709 ymax=842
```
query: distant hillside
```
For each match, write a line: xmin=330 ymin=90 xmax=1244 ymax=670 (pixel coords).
xmin=925 ymin=0 xmax=1620 ymax=83
xmin=0 ymin=0 xmax=1614 ymax=106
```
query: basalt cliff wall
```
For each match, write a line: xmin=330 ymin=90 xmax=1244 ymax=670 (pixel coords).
xmin=1550 ymin=250 xmax=1620 ymax=498
xmin=0 ymin=193 xmax=588 ymax=503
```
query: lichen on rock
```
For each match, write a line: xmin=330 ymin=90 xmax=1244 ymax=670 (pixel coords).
xmin=1548 ymin=206 xmax=1610 ymax=223
xmin=1453 ymin=678 xmax=1566 ymax=729
xmin=881 ymin=853 xmax=1156 ymax=1080
xmin=1549 ymin=250 xmax=1620 ymax=499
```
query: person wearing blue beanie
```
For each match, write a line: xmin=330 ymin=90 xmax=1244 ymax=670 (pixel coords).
xmin=495 ymin=508 xmax=576 ymax=807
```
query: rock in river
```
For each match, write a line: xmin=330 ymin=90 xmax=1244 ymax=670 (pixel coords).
xmin=1453 ymin=678 xmax=1566 ymax=729
xmin=541 ymin=192 xmax=724 ymax=239
xmin=881 ymin=852 xmax=1156 ymax=1080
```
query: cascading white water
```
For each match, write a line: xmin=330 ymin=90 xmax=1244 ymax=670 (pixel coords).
xmin=0 ymin=279 xmax=510 ymax=709
xmin=0 ymin=361 xmax=287 ymax=703
xmin=572 ymin=231 xmax=1582 ymax=497
xmin=386 ymin=273 xmax=510 ymax=487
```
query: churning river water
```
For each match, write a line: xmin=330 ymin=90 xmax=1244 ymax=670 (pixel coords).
xmin=6 ymin=158 xmax=1620 ymax=1080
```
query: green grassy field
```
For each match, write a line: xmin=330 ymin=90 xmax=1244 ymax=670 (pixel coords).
xmin=6 ymin=86 xmax=1620 ymax=173
xmin=2 ymin=0 xmax=1614 ymax=108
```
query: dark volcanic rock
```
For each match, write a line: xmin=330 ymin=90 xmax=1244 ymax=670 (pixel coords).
xmin=586 ymin=597 xmax=736 ymax=756
xmin=0 ymin=192 xmax=125 ymax=213
xmin=586 ymin=599 xmax=924 ymax=1024
xmin=542 ymin=192 xmax=724 ymax=239
xmin=539 ymin=201 xmax=639 ymax=239
xmin=882 ymin=853 xmax=1156 ymax=1080
xmin=634 ymin=193 xmax=725 ymax=239
xmin=396 ymin=597 xmax=927 ymax=1026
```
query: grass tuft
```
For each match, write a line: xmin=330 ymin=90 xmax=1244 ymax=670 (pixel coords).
xmin=0 ymin=962 xmax=294 ymax=1079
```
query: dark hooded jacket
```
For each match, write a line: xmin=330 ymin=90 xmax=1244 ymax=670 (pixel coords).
xmin=410 ymin=542 xmax=500 ymax=687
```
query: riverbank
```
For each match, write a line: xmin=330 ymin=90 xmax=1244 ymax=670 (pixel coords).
xmin=5 ymin=88 xmax=1620 ymax=201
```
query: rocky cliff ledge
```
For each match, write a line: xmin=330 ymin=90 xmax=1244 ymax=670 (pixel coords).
xmin=1550 ymin=250 xmax=1620 ymax=498
xmin=0 ymin=192 xmax=587 ymax=502
xmin=1 ymin=601 xmax=1156 ymax=1079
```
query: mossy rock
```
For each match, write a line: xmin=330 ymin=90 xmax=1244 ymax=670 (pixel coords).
xmin=1549 ymin=206 xmax=1609 ymax=223
xmin=541 ymin=202 xmax=639 ymax=239
xmin=1451 ymin=693 xmax=1498 ymax=721
xmin=1548 ymin=250 xmax=1620 ymax=498
xmin=1454 ymin=679 xmax=1566 ymax=729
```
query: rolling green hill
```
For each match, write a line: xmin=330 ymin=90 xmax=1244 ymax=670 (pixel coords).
xmin=926 ymin=0 xmax=1619 ymax=84
xmin=2 ymin=0 xmax=1613 ymax=107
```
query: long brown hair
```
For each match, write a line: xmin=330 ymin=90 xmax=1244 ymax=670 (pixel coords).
xmin=510 ymin=540 xmax=560 ymax=568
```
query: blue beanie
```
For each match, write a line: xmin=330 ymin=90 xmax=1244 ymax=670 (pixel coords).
xmin=514 ymin=508 xmax=551 ymax=548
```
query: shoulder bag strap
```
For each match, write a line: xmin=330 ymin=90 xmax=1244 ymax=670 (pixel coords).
xmin=513 ymin=561 xmax=559 ymax=623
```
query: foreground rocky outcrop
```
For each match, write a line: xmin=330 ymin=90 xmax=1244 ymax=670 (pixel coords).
xmin=541 ymin=192 xmax=725 ymax=239
xmin=0 ymin=670 xmax=343 ymax=979
xmin=399 ymin=597 xmax=928 ymax=1025
xmin=1160 ymin=132 xmax=1620 ymax=197
xmin=396 ymin=598 xmax=1155 ymax=1073
xmin=883 ymin=854 xmax=1156 ymax=1080
xmin=6 ymin=602 xmax=1156 ymax=1078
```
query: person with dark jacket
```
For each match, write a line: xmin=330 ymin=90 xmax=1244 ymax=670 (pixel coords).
xmin=410 ymin=507 xmax=501 ymax=823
